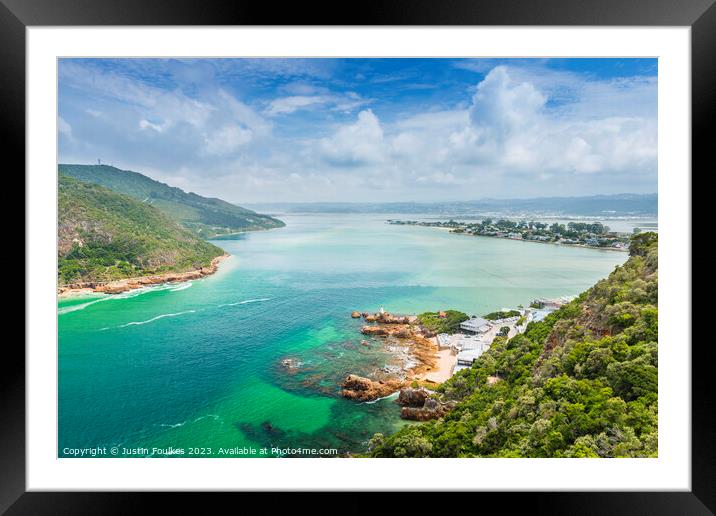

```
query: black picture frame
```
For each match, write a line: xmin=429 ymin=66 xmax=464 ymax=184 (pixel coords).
xmin=5 ymin=0 xmax=711 ymax=512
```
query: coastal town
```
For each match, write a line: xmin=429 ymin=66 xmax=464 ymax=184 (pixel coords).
xmin=340 ymin=298 xmax=570 ymax=420
xmin=387 ymin=218 xmax=633 ymax=251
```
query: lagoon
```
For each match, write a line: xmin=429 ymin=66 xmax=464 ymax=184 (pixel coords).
xmin=58 ymin=213 xmax=628 ymax=457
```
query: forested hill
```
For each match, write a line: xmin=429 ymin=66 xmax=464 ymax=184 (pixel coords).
xmin=369 ymin=232 xmax=659 ymax=458
xmin=58 ymin=174 xmax=224 ymax=285
xmin=58 ymin=164 xmax=285 ymax=239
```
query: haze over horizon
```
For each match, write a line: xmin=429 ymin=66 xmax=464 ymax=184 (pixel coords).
xmin=58 ymin=58 xmax=657 ymax=204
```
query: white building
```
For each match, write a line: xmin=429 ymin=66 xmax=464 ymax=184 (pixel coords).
xmin=460 ymin=316 xmax=489 ymax=334
xmin=454 ymin=348 xmax=485 ymax=372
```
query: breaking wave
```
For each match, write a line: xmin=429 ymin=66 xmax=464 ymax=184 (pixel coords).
xmin=117 ymin=310 xmax=197 ymax=328
xmin=217 ymin=297 xmax=271 ymax=308
xmin=58 ymin=298 xmax=109 ymax=315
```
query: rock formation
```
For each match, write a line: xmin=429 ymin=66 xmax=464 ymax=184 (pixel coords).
xmin=400 ymin=397 xmax=454 ymax=421
xmin=61 ymin=254 xmax=229 ymax=296
xmin=340 ymin=374 xmax=405 ymax=402
xmin=360 ymin=326 xmax=389 ymax=336
xmin=397 ymin=387 xmax=429 ymax=407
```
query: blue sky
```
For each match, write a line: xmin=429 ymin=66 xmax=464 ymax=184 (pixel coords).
xmin=58 ymin=58 xmax=657 ymax=203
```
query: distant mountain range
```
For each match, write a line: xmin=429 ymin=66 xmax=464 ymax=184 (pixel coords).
xmin=58 ymin=164 xmax=285 ymax=239
xmin=247 ymin=194 xmax=657 ymax=218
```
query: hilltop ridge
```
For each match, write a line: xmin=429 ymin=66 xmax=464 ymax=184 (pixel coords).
xmin=58 ymin=174 xmax=225 ymax=286
xmin=59 ymin=164 xmax=285 ymax=239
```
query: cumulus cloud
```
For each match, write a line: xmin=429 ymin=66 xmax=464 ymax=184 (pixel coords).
xmin=58 ymin=59 xmax=657 ymax=202
xmin=298 ymin=65 xmax=656 ymax=196
xmin=470 ymin=66 xmax=547 ymax=139
xmin=317 ymin=109 xmax=386 ymax=166
xmin=451 ymin=66 xmax=657 ymax=178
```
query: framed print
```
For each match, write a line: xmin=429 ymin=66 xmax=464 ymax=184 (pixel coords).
xmin=5 ymin=0 xmax=712 ymax=512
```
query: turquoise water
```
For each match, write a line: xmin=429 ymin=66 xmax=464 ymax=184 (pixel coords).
xmin=58 ymin=213 xmax=628 ymax=457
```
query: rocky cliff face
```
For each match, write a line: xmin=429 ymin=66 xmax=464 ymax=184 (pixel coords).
xmin=396 ymin=388 xmax=454 ymax=421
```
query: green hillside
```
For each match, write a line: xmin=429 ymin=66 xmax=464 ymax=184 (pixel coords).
xmin=58 ymin=164 xmax=285 ymax=239
xmin=369 ymin=233 xmax=658 ymax=458
xmin=58 ymin=174 xmax=224 ymax=285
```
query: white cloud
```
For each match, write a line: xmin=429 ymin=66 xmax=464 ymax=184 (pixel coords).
xmin=59 ymin=60 xmax=656 ymax=202
xmin=470 ymin=66 xmax=547 ymax=139
xmin=265 ymin=92 xmax=370 ymax=116
xmin=298 ymin=65 xmax=656 ymax=197
xmin=139 ymin=119 xmax=164 ymax=133
xmin=443 ymin=66 xmax=657 ymax=180
xmin=203 ymin=125 xmax=253 ymax=155
xmin=58 ymin=116 xmax=73 ymax=139
xmin=265 ymin=95 xmax=330 ymax=115
xmin=317 ymin=109 xmax=386 ymax=166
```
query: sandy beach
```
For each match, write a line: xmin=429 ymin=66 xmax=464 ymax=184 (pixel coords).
xmin=416 ymin=346 xmax=456 ymax=384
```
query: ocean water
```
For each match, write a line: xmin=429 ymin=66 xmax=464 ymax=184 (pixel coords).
xmin=58 ymin=213 xmax=628 ymax=457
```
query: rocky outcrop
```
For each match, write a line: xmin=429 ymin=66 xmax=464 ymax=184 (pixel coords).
xmin=340 ymin=374 xmax=405 ymax=402
xmin=397 ymin=387 xmax=429 ymax=407
xmin=361 ymin=326 xmax=389 ymax=336
xmin=353 ymin=309 xmax=440 ymax=378
xmin=359 ymin=310 xmax=417 ymax=325
xmin=59 ymin=254 xmax=229 ymax=296
xmin=400 ymin=397 xmax=454 ymax=421
xmin=351 ymin=311 xmax=362 ymax=318
xmin=360 ymin=324 xmax=420 ymax=339
xmin=366 ymin=312 xmax=415 ymax=324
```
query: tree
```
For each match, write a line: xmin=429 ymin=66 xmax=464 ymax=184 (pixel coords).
xmin=629 ymin=232 xmax=657 ymax=257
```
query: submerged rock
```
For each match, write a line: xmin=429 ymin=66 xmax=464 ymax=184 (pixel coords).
xmin=280 ymin=358 xmax=302 ymax=371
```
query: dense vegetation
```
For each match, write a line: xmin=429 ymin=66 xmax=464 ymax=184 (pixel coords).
xmin=389 ymin=218 xmax=630 ymax=249
xmin=417 ymin=310 xmax=469 ymax=334
xmin=370 ymin=233 xmax=658 ymax=458
xmin=58 ymin=164 xmax=285 ymax=238
xmin=484 ymin=309 xmax=521 ymax=320
xmin=58 ymin=175 xmax=224 ymax=285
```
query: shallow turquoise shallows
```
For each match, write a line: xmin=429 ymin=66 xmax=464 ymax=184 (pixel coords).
xmin=58 ymin=213 xmax=629 ymax=457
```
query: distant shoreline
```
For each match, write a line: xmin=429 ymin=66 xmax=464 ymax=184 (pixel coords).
xmin=392 ymin=221 xmax=630 ymax=253
xmin=450 ymin=229 xmax=629 ymax=252
xmin=57 ymin=253 xmax=230 ymax=299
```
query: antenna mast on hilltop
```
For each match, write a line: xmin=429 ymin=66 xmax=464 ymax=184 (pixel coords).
xmin=97 ymin=158 xmax=101 ymax=166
